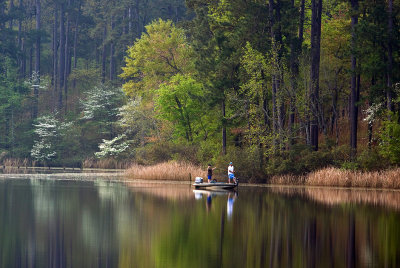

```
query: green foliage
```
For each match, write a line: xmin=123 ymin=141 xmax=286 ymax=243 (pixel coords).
xmin=120 ymin=19 xmax=193 ymax=98
xmin=266 ymin=144 xmax=350 ymax=176
xmin=0 ymin=57 xmax=31 ymax=156
xmin=340 ymin=161 xmax=359 ymax=171
xmin=155 ymin=74 xmax=211 ymax=142
xmin=213 ymin=146 xmax=265 ymax=182
xmin=134 ymin=141 xmax=199 ymax=165
xmin=196 ymin=139 xmax=220 ymax=164
xmin=356 ymin=148 xmax=389 ymax=171
xmin=379 ymin=114 xmax=400 ymax=165
xmin=117 ymin=97 xmax=159 ymax=147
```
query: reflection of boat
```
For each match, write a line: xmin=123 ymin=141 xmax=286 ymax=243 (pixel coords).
xmin=192 ymin=181 xmax=238 ymax=190
xmin=193 ymin=189 xmax=232 ymax=196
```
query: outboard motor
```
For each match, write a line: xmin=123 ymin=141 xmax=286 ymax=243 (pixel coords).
xmin=195 ymin=177 xmax=203 ymax=183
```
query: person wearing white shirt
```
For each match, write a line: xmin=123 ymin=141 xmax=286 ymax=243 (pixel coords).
xmin=227 ymin=162 xmax=236 ymax=184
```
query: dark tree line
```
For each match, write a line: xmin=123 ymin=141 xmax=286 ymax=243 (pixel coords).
xmin=1 ymin=0 xmax=400 ymax=174
xmin=0 ymin=0 xmax=190 ymax=160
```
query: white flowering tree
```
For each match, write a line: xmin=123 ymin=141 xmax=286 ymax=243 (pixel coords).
xmin=95 ymin=134 xmax=130 ymax=158
xmin=80 ymin=83 xmax=127 ymax=159
xmin=81 ymin=83 xmax=123 ymax=123
xmin=117 ymin=97 xmax=159 ymax=146
xmin=31 ymin=114 xmax=72 ymax=163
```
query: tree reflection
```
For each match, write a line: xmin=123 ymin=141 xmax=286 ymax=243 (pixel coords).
xmin=0 ymin=180 xmax=399 ymax=267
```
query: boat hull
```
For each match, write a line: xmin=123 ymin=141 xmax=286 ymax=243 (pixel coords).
xmin=192 ymin=182 xmax=238 ymax=190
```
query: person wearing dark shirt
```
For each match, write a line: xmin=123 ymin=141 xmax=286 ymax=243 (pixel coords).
xmin=207 ymin=164 xmax=217 ymax=183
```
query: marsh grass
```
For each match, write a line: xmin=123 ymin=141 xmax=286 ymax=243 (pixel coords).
xmin=125 ymin=161 xmax=204 ymax=181
xmin=82 ymin=158 xmax=133 ymax=169
xmin=1 ymin=158 xmax=31 ymax=167
xmin=270 ymin=167 xmax=400 ymax=189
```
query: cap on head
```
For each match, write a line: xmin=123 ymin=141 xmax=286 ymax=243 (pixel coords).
xmin=208 ymin=164 xmax=211 ymax=166
xmin=229 ymin=162 xmax=232 ymax=165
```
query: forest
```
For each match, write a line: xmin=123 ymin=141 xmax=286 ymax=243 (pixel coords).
xmin=0 ymin=0 xmax=399 ymax=180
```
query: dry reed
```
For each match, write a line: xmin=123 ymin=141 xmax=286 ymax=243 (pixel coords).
xmin=1 ymin=158 xmax=30 ymax=167
xmin=82 ymin=158 xmax=133 ymax=169
xmin=125 ymin=161 xmax=204 ymax=181
xmin=270 ymin=167 xmax=400 ymax=189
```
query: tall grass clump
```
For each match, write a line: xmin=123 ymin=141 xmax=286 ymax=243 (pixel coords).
xmin=269 ymin=167 xmax=400 ymax=189
xmin=82 ymin=158 xmax=133 ymax=169
xmin=1 ymin=158 xmax=31 ymax=167
xmin=306 ymin=167 xmax=400 ymax=188
xmin=125 ymin=161 xmax=204 ymax=181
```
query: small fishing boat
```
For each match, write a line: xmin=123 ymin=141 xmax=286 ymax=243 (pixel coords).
xmin=192 ymin=177 xmax=238 ymax=190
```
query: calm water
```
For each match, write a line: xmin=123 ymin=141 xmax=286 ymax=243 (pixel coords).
xmin=0 ymin=178 xmax=399 ymax=267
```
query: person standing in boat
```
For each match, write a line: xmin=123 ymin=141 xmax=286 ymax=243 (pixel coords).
xmin=207 ymin=164 xmax=217 ymax=183
xmin=228 ymin=162 xmax=236 ymax=184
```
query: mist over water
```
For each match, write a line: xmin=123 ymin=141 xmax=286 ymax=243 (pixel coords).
xmin=0 ymin=178 xmax=399 ymax=267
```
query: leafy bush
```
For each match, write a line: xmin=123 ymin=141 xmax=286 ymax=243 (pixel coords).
xmin=266 ymin=144 xmax=350 ymax=176
xmin=214 ymin=146 xmax=265 ymax=182
xmin=379 ymin=114 xmax=400 ymax=165
xmin=340 ymin=161 xmax=359 ymax=171
xmin=134 ymin=141 xmax=199 ymax=165
xmin=357 ymin=148 xmax=389 ymax=171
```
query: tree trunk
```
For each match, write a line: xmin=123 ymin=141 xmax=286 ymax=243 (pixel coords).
xmin=21 ymin=39 xmax=26 ymax=78
xmin=368 ymin=77 xmax=376 ymax=149
xmin=18 ymin=0 xmax=24 ymax=78
xmin=386 ymin=0 xmax=393 ymax=113
xmin=53 ymin=6 xmax=58 ymax=108
xmin=269 ymin=0 xmax=278 ymax=148
xmin=350 ymin=0 xmax=358 ymax=159
xmin=102 ymin=25 xmax=107 ymax=83
xmin=73 ymin=4 xmax=80 ymax=89
xmin=274 ymin=0 xmax=284 ymax=140
xmin=128 ymin=6 xmax=132 ymax=34
xmin=8 ymin=0 xmax=14 ymax=29
xmin=110 ymin=17 xmax=115 ymax=81
xmin=310 ymin=0 xmax=322 ymax=151
xmin=269 ymin=0 xmax=284 ymax=150
xmin=33 ymin=0 xmax=41 ymax=120
xmin=58 ymin=3 xmax=65 ymax=110
xmin=222 ymin=99 xmax=227 ymax=155
xmin=29 ymin=47 xmax=33 ymax=78
xmin=64 ymin=0 xmax=71 ymax=113
xmin=288 ymin=0 xmax=305 ymax=147
xmin=135 ymin=0 xmax=141 ymax=35
xmin=122 ymin=10 xmax=126 ymax=35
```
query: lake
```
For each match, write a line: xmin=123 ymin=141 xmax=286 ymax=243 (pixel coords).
xmin=0 ymin=177 xmax=399 ymax=267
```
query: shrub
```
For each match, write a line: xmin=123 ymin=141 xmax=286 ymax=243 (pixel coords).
xmin=214 ymin=146 xmax=265 ymax=182
xmin=340 ymin=161 xmax=359 ymax=171
xmin=379 ymin=114 xmax=400 ymax=165
xmin=357 ymin=148 xmax=389 ymax=171
xmin=134 ymin=141 xmax=200 ymax=165
xmin=266 ymin=144 xmax=346 ymax=176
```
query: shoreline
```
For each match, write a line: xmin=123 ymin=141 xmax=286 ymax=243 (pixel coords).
xmin=1 ymin=171 xmax=400 ymax=193
xmin=3 ymin=174 xmax=400 ymax=211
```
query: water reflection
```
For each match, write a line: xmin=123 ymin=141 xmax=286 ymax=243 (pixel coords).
xmin=0 ymin=179 xmax=399 ymax=267
xmin=192 ymin=189 xmax=237 ymax=217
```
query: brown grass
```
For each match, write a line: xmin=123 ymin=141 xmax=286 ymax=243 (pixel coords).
xmin=125 ymin=161 xmax=204 ymax=181
xmin=1 ymin=158 xmax=31 ymax=167
xmin=270 ymin=167 xmax=400 ymax=189
xmin=82 ymin=158 xmax=133 ymax=169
